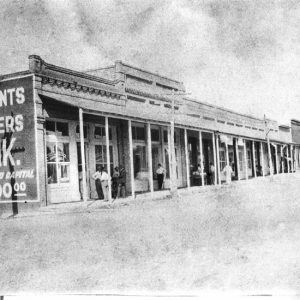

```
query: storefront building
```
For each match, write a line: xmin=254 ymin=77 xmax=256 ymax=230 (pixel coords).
xmin=0 ymin=55 xmax=299 ymax=212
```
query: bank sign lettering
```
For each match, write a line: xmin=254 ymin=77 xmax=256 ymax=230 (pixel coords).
xmin=0 ymin=75 xmax=38 ymax=202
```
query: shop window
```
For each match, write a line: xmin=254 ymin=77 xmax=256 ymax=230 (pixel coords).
xmin=247 ymin=149 xmax=252 ymax=168
xmin=132 ymin=126 xmax=145 ymax=141
xmin=47 ymin=141 xmax=70 ymax=184
xmin=238 ymin=151 xmax=243 ymax=171
xmin=76 ymin=124 xmax=88 ymax=139
xmin=94 ymin=126 xmax=112 ymax=140
xmin=163 ymin=130 xmax=168 ymax=143
xmin=133 ymin=145 xmax=147 ymax=178
xmin=95 ymin=144 xmax=114 ymax=175
xmin=46 ymin=120 xmax=69 ymax=136
xmin=151 ymin=129 xmax=160 ymax=142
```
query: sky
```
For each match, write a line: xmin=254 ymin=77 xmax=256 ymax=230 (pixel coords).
xmin=1 ymin=0 xmax=300 ymax=125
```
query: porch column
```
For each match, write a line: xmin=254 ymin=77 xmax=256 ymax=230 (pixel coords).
xmin=216 ymin=134 xmax=221 ymax=185
xmin=184 ymin=128 xmax=190 ymax=189
xmin=79 ymin=108 xmax=87 ymax=202
xmin=235 ymin=138 xmax=240 ymax=180
xmin=243 ymin=139 xmax=248 ymax=180
xmin=252 ymin=141 xmax=257 ymax=178
xmin=199 ymin=131 xmax=204 ymax=186
xmin=260 ymin=142 xmax=265 ymax=177
xmin=225 ymin=139 xmax=229 ymax=168
xmin=275 ymin=144 xmax=279 ymax=174
xmin=147 ymin=122 xmax=154 ymax=195
xmin=281 ymin=145 xmax=284 ymax=173
xmin=291 ymin=145 xmax=294 ymax=172
xmin=128 ymin=120 xmax=135 ymax=198
xmin=267 ymin=138 xmax=273 ymax=176
xmin=169 ymin=121 xmax=178 ymax=196
xmin=212 ymin=132 xmax=217 ymax=185
xmin=105 ymin=116 xmax=112 ymax=201
xmin=287 ymin=145 xmax=291 ymax=173
xmin=167 ymin=126 xmax=172 ymax=185
xmin=161 ymin=127 xmax=166 ymax=171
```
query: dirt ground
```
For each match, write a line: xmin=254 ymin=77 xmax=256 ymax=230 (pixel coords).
xmin=1 ymin=173 xmax=300 ymax=296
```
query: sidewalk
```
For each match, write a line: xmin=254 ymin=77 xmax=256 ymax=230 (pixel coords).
xmin=1 ymin=173 xmax=296 ymax=220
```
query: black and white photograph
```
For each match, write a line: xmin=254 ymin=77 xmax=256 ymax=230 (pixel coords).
xmin=1 ymin=0 xmax=300 ymax=299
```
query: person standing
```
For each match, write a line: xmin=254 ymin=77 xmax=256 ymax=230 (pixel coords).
xmin=209 ymin=162 xmax=215 ymax=185
xmin=117 ymin=166 xmax=126 ymax=198
xmin=92 ymin=166 xmax=104 ymax=200
xmin=156 ymin=163 xmax=166 ymax=190
xmin=222 ymin=163 xmax=233 ymax=184
xmin=112 ymin=166 xmax=120 ymax=199
xmin=100 ymin=167 xmax=111 ymax=201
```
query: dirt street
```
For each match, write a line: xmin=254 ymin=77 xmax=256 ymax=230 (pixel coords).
xmin=1 ymin=173 xmax=300 ymax=295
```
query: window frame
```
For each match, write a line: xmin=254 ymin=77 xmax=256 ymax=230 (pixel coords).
xmin=46 ymin=119 xmax=71 ymax=186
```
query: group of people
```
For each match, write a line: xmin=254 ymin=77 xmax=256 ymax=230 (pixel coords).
xmin=92 ymin=165 xmax=126 ymax=201
xmin=192 ymin=162 xmax=216 ymax=185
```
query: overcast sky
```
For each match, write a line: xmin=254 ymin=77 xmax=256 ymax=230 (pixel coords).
xmin=1 ymin=0 xmax=300 ymax=125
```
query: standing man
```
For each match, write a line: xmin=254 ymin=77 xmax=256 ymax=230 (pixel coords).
xmin=209 ymin=162 xmax=215 ymax=185
xmin=100 ymin=167 xmax=111 ymax=201
xmin=222 ymin=163 xmax=233 ymax=184
xmin=92 ymin=166 xmax=104 ymax=200
xmin=156 ymin=163 xmax=166 ymax=190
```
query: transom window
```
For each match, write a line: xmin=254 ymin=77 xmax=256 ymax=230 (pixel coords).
xmin=76 ymin=124 xmax=88 ymax=139
xmin=151 ymin=128 xmax=160 ymax=142
xmin=94 ymin=125 xmax=112 ymax=140
xmin=132 ymin=126 xmax=145 ymax=140
xmin=46 ymin=120 xmax=69 ymax=136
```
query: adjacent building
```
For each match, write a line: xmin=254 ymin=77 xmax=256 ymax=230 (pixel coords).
xmin=0 ymin=55 xmax=299 ymax=212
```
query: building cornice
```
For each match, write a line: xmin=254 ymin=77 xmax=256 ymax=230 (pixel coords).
xmin=40 ymin=75 xmax=123 ymax=99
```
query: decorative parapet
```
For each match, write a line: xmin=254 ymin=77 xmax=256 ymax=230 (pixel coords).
xmin=29 ymin=55 xmax=124 ymax=100
xmin=41 ymin=75 xmax=122 ymax=99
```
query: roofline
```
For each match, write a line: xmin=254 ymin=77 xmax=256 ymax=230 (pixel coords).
xmin=116 ymin=61 xmax=184 ymax=86
xmin=291 ymin=119 xmax=300 ymax=124
xmin=279 ymin=124 xmax=291 ymax=129
xmin=184 ymin=96 xmax=277 ymax=124
xmin=84 ymin=65 xmax=115 ymax=73
xmin=0 ymin=70 xmax=32 ymax=81
xmin=29 ymin=55 xmax=120 ymax=87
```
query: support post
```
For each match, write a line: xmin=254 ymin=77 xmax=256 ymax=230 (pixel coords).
xmin=275 ymin=144 xmax=279 ymax=174
xmin=260 ymin=142 xmax=265 ymax=177
xmin=267 ymin=136 xmax=273 ymax=176
xmin=147 ymin=122 xmax=154 ymax=195
xmin=216 ymin=134 xmax=221 ymax=185
xmin=225 ymin=139 xmax=229 ymax=167
xmin=184 ymin=128 xmax=190 ymax=189
xmin=79 ymin=108 xmax=87 ymax=202
xmin=235 ymin=138 xmax=240 ymax=180
xmin=161 ymin=127 xmax=166 ymax=171
xmin=199 ymin=131 xmax=204 ymax=186
xmin=212 ymin=132 xmax=217 ymax=185
xmin=128 ymin=120 xmax=135 ymax=198
xmin=281 ymin=145 xmax=284 ymax=173
xmin=105 ymin=116 xmax=111 ymax=201
xmin=291 ymin=145 xmax=294 ymax=172
xmin=287 ymin=145 xmax=291 ymax=173
xmin=170 ymin=121 xmax=178 ymax=196
xmin=244 ymin=139 xmax=248 ymax=180
xmin=252 ymin=141 xmax=257 ymax=178
xmin=167 ymin=126 xmax=172 ymax=188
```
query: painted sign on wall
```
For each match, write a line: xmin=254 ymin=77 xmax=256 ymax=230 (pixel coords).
xmin=0 ymin=75 xmax=38 ymax=202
